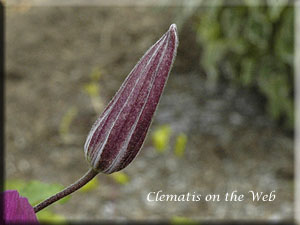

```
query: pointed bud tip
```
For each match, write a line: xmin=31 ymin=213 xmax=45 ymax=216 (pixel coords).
xmin=169 ymin=24 xmax=177 ymax=32
xmin=169 ymin=24 xmax=178 ymax=46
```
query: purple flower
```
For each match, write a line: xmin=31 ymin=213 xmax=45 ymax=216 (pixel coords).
xmin=2 ymin=190 xmax=39 ymax=224
xmin=84 ymin=24 xmax=178 ymax=174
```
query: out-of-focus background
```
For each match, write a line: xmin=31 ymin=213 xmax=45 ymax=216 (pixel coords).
xmin=5 ymin=2 xmax=294 ymax=223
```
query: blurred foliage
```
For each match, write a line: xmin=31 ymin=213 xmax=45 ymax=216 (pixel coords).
xmin=152 ymin=125 xmax=172 ymax=152
xmin=170 ymin=216 xmax=197 ymax=225
xmin=152 ymin=124 xmax=189 ymax=158
xmin=5 ymin=179 xmax=71 ymax=205
xmin=89 ymin=67 xmax=103 ymax=81
xmin=79 ymin=177 xmax=99 ymax=193
xmin=174 ymin=133 xmax=188 ymax=158
xmin=111 ymin=171 xmax=130 ymax=185
xmin=6 ymin=179 xmax=69 ymax=223
xmin=59 ymin=67 xmax=104 ymax=144
xmin=37 ymin=209 xmax=67 ymax=224
xmin=59 ymin=106 xmax=78 ymax=143
xmin=84 ymin=83 xmax=99 ymax=98
xmin=195 ymin=2 xmax=294 ymax=129
xmin=83 ymin=67 xmax=104 ymax=113
xmin=5 ymin=179 xmax=27 ymax=192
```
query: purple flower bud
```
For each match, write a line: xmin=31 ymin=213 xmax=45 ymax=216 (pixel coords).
xmin=84 ymin=24 xmax=178 ymax=174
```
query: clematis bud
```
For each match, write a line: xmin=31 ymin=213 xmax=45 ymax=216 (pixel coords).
xmin=84 ymin=24 xmax=178 ymax=174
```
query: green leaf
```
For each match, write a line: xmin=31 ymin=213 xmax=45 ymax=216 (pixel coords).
xmin=5 ymin=179 xmax=27 ymax=191
xmin=6 ymin=179 xmax=71 ymax=206
xmin=79 ymin=177 xmax=99 ymax=193
xmin=152 ymin=125 xmax=172 ymax=153
xmin=83 ymin=82 xmax=99 ymax=97
xmin=244 ymin=9 xmax=272 ymax=50
xmin=23 ymin=180 xmax=71 ymax=205
xmin=195 ymin=3 xmax=294 ymax=130
xmin=37 ymin=209 xmax=67 ymax=224
xmin=174 ymin=133 xmax=188 ymax=158
xmin=111 ymin=172 xmax=130 ymax=185
xmin=90 ymin=67 xmax=102 ymax=81
xmin=240 ymin=58 xmax=255 ymax=85
xmin=274 ymin=8 xmax=294 ymax=65
xmin=267 ymin=4 xmax=286 ymax=22
xmin=221 ymin=7 xmax=247 ymax=39
xmin=171 ymin=216 xmax=197 ymax=225
xmin=59 ymin=106 xmax=78 ymax=142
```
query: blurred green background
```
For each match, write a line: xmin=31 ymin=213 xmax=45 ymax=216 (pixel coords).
xmin=195 ymin=4 xmax=294 ymax=129
xmin=5 ymin=1 xmax=294 ymax=223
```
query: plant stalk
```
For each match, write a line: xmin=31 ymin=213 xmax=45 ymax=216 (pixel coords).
xmin=34 ymin=168 xmax=98 ymax=213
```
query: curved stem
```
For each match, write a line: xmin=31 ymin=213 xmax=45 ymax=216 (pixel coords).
xmin=34 ymin=168 xmax=98 ymax=213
